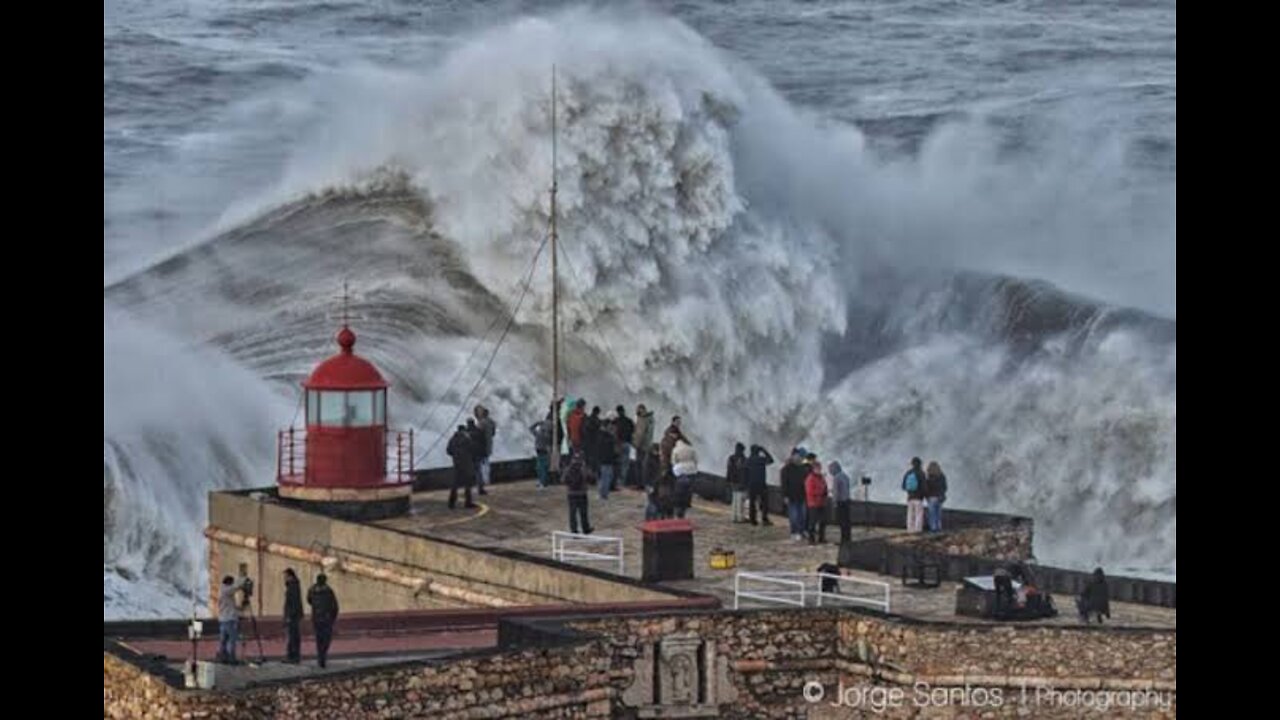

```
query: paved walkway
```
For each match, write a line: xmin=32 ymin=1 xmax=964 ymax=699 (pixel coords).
xmin=378 ymin=480 xmax=1176 ymax=628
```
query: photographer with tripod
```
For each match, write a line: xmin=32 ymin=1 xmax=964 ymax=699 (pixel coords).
xmin=215 ymin=574 xmax=249 ymax=664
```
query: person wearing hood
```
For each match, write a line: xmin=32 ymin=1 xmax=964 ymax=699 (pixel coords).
xmin=828 ymin=462 xmax=853 ymax=542
xmin=726 ymin=442 xmax=749 ymax=523
xmin=671 ymin=438 xmax=698 ymax=518
xmin=746 ymin=445 xmax=774 ymax=526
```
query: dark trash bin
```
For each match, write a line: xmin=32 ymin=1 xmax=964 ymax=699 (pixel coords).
xmin=640 ymin=519 xmax=694 ymax=582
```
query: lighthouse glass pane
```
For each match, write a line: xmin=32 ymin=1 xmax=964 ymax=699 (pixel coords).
xmin=306 ymin=391 xmax=318 ymax=425
xmin=373 ymin=389 xmax=386 ymax=424
xmin=319 ymin=391 xmax=346 ymax=426
xmin=345 ymin=391 xmax=376 ymax=426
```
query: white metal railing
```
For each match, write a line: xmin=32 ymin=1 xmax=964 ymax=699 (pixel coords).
xmin=733 ymin=571 xmax=891 ymax=612
xmin=550 ymin=531 xmax=625 ymax=574
xmin=733 ymin=571 xmax=808 ymax=609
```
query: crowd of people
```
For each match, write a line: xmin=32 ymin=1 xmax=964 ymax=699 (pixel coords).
xmin=442 ymin=398 xmax=964 ymax=543
xmin=215 ymin=569 xmax=340 ymax=668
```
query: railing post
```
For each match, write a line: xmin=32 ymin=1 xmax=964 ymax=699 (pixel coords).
xmin=396 ymin=432 xmax=404 ymax=482
xmin=287 ymin=427 xmax=296 ymax=477
xmin=408 ymin=429 xmax=415 ymax=474
xmin=276 ymin=430 xmax=282 ymax=481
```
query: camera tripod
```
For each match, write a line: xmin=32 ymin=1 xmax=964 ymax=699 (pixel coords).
xmin=238 ymin=601 xmax=267 ymax=665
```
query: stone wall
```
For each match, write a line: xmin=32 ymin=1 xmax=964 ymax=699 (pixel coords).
xmin=885 ymin=523 xmax=1035 ymax=561
xmin=107 ymin=609 xmax=1175 ymax=719
xmin=560 ymin=609 xmax=1174 ymax=719
xmin=105 ymin=641 xmax=614 ymax=719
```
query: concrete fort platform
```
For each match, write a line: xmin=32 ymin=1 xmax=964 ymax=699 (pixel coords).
xmin=105 ymin=461 xmax=1175 ymax=718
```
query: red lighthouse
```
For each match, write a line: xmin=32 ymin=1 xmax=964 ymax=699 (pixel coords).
xmin=276 ymin=323 xmax=414 ymax=519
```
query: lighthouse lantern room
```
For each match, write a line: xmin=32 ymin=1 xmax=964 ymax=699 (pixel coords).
xmin=276 ymin=323 xmax=413 ymax=520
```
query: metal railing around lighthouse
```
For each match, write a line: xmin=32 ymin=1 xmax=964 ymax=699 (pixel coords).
xmin=276 ymin=427 xmax=415 ymax=485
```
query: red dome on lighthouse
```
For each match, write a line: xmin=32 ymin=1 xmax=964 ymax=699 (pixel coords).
xmin=304 ymin=326 xmax=388 ymax=390
xmin=277 ymin=319 xmax=413 ymax=521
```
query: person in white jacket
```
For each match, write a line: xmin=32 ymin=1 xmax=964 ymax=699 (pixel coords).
xmin=671 ymin=440 xmax=698 ymax=518
xmin=216 ymin=574 xmax=248 ymax=663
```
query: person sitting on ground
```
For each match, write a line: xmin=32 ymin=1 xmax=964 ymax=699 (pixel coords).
xmin=1077 ymin=567 xmax=1111 ymax=624
xmin=817 ymin=562 xmax=842 ymax=593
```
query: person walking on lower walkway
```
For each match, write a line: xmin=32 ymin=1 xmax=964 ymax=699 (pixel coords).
xmin=282 ymin=568 xmax=303 ymax=663
xmin=307 ymin=574 xmax=340 ymax=668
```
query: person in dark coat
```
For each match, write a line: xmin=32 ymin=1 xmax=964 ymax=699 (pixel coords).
xmin=924 ymin=461 xmax=948 ymax=532
xmin=745 ymin=445 xmax=774 ymax=526
xmin=583 ymin=407 xmax=603 ymax=472
xmin=726 ymin=442 xmax=749 ymax=523
xmin=598 ymin=418 xmax=618 ymax=499
xmin=282 ymin=568 xmax=303 ymax=663
xmin=614 ymin=405 xmax=636 ymax=486
xmin=447 ymin=425 xmax=477 ymax=509
xmin=563 ymin=453 xmax=594 ymax=534
xmin=1077 ymin=567 xmax=1111 ymax=624
xmin=782 ymin=452 xmax=809 ymax=540
xmin=306 ymin=574 xmax=340 ymax=668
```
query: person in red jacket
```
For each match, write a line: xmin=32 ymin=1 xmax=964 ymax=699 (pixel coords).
xmin=804 ymin=456 xmax=829 ymax=545
xmin=566 ymin=399 xmax=587 ymax=452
